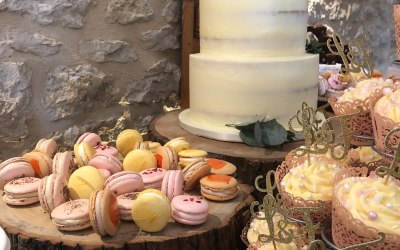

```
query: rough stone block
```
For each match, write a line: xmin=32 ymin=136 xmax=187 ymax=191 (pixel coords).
xmin=79 ymin=39 xmax=137 ymax=63
xmin=42 ymin=64 xmax=109 ymax=121
xmin=125 ymin=59 xmax=180 ymax=104
xmin=162 ymin=0 xmax=179 ymax=24
xmin=105 ymin=0 xmax=153 ymax=24
xmin=1 ymin=0 xmax=91 ymax=28
xmin=142 ymin=24 xmax=180 ymax=51
xmin=0 ymin=62 xmax=32 ymax=138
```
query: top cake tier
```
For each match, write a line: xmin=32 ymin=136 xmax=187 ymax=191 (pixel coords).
xmin=199 ymin=0 xmax=308 ymax=58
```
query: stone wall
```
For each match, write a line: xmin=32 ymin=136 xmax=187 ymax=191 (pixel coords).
xmin=0 ymin=0 xmax=181 ymax=159
xmin=308 ymin=0 xmax=396 ymax=72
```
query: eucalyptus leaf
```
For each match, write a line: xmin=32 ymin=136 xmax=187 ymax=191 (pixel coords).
xmin=260 ymin=119 xmax=288 ymax=146
xmin=254 ymin=121 xmax=266 ymax=147
xmin=239 ymin=130 xmax=259 ymax=147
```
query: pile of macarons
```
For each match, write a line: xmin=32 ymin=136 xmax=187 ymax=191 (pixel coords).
xmin=0 ymin=130 xmax=240 ymax=236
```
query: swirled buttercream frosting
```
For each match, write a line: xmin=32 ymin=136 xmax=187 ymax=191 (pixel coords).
xmin=374 ymin=88 xmax=400 ymax=123
xmin=338 ymin=79 xmax=391 ymax=103
xmin=335 ymin=176 xmax=400 ymax=236
xmin=247 ymin=212 xmax=298 ymax=250
xmin=281 ymin=160 xmax=341 ymax=201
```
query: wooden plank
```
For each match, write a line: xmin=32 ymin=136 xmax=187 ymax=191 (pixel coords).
xmin=180 ymin=0 xmax=196 ymax=109
xmin=0 ymin=185 xmax=253 ymax=249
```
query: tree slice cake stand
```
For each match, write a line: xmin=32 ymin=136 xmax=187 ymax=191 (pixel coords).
xmin=0 ymin=185 xmax=253 ymax=250
xmin=149 ymin=110 xmax=303 ymax=189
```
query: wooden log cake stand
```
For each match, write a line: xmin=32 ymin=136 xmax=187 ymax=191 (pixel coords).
xmin=149 ymin=110 xmax=303 ymax=195
xmin=0 ymin=185 xmax=253 ymax=250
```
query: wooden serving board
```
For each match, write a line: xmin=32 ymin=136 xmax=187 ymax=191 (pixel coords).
xmin=0 ymin=184 xmax=253 ymax=250
xmin=149 ymin=110 xmax=302 ymax=196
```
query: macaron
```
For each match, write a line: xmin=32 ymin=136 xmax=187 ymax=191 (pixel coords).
xmin=23 ymin=150 xmax=53 ymax=178
xmin=155 ymin=146 xmax=179 ymax=170
xmin=74 ymin=141 xmax=96 ymax=167
xmin=3 ymin=177 xmax=41 ymax=206
xmin=207 ymin=158 xmax=237 ymax=177
xmin=139 ymin=167 xmax=167 ymax=189
xmin=89 ymin=189 xmax=120 ymax=236
xmin=76 ymin=132 xmax=101 ymax=147
xmin=35 ymin=138 xmax=58 ymax=158
xmin=51 ymin=199 xmax=91 ymax=231
xmin=182 ymin=160 xmax=211 ymax=191
xmin=200 ymin=175 xmax=239 ymax=201
xmin=52 ymin=151 xmax=76 ymax=180
xmin=131 ymin=189 xmax=171 ymax=232
xmin=68 ymin=166 xmax=106 ymax=200
xmin=116 ymin=129 xmax=143 ymax=157
xmin=38 ymin=173 xmax=69 ymax=214
xmin=165 ymin=137 xmax=190 ymax=153
xmin=104 ymin=171 xmax=144 ymax=196
xmin=133 ymin=141 xmax=150 ymax=151
xmin=123 ymin=149 xmax=157 ymax=172
xmin=93 ymin=144 xmax=119 ymax=158
xmin=178 ymin=149 xmax=208 ymax=168
xmin=161 ymin=170 xmax=184 ymax=201
xmin=0 ymin=157 xmax=35 ymax=189
xmin=88 ymin=153 xmax=122 ymax=175
xmin=117 ymin=192 xmax=139 ymax=221
xmin=148 ymin=141 xmax=161 ymax=153
xmin=171 ymin=195 xmax=208 ymax=225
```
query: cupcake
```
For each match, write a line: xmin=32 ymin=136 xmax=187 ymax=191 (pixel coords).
xmin=332 ymin=174 xmax=400 ymax=249
xmin=275 ymin=155 xmax=345 ymax=223
xmin=245 ymin=212 xmax=301 ymax=250
xmin=371 ymin=88 xmax=400 ymax=163
xmin=345 ymin=147 xmax=383 ymax=171
xmin=329 ymin=79 xmax=393 ymax=146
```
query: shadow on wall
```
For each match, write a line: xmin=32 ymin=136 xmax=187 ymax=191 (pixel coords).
xmin=308 ymin=0 xmax=396 ymax=73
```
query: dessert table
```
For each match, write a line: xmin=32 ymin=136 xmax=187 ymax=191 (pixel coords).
xmin=149 ymin=110 xmax=303 ymax=190
xmin=0 ymin=185 xmax=253 ymax=250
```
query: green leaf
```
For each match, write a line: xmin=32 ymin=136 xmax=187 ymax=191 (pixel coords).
xmin=254 ymin=122 xmax=266 ymax=147
xmin=239 ymin=130 xmax=259 ymax=147
xmin=260 ymin=119 xmax=288 ymax=146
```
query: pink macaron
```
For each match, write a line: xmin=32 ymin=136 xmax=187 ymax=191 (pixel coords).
xmin=76 ymin=132 xmax=101 ymax=147
xmin=51 ymin=199 xmax=92 ymax=231
xmin=139 ymin=168 xmax=167 ymax=189
xmin=0 ymin=157 xmax=35 ymax=190
xmin=88 ymin=153 xmax=122 ymax=175
xmin=94 ymin=144 xmax=119 ymax=157
xmin=52 ymin=151 xmax=76 ymax=180
xmin=3 ymin=177 xmax=41 ymax=206
xmin=117 ymin=192 xmax=139 ymax=221
xmin=171 ymin=195 xmax=208 ymax=225
xmin=104 ymin=171 xmax=144 ymax=196
xmin=38 ymin=173 xmax=69 ymax=214
xmin=35 ymin=138 xmax=58 ymax=158
xmin=161 ymin=170 xmax=184 ymax=201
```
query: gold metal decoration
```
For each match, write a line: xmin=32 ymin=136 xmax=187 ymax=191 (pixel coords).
xmin=376 ymin=128 xmax=400 ymax=181
xmin=289 ymin=102 xmax=361 ymax=161
xmin=327 ymin=32 xmax=374 ymax=78
xmin=250 ymin=171 xmax=296 ymax=249
xmin=286 ymin=202 xmax=325 ymax=244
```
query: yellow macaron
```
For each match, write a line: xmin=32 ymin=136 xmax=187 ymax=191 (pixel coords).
xmin=123 ymin=149 xmax=157 ymax=172
xmin=164 ymin=137 xmax=190 ymax=153
xmin=68 ymin=166 xmax=106 ymax=199
xmin=116 ymin=129 xmax=143 ymax=157
xmin=74 ymin=141 xmax=96 ymax=167
xmin=131 ymin=189 xmax=171 ymax=232
xmin=178 ymin=148 xmax=208 ymax=168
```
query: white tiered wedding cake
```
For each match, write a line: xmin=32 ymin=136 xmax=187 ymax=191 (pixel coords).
xmin=179 ymin=0 xmax=319 ymax=142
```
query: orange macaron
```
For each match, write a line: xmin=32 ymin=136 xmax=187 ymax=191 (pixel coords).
xmin=89 ymin=189 xmax=120 ymax=236
xmin=182 ymin=160 xmax=211 ymax=191
xmin=200 ymin=174 xmax=239 ymax=201
xmin=207 ymin=158 xmax=237 ymax=177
